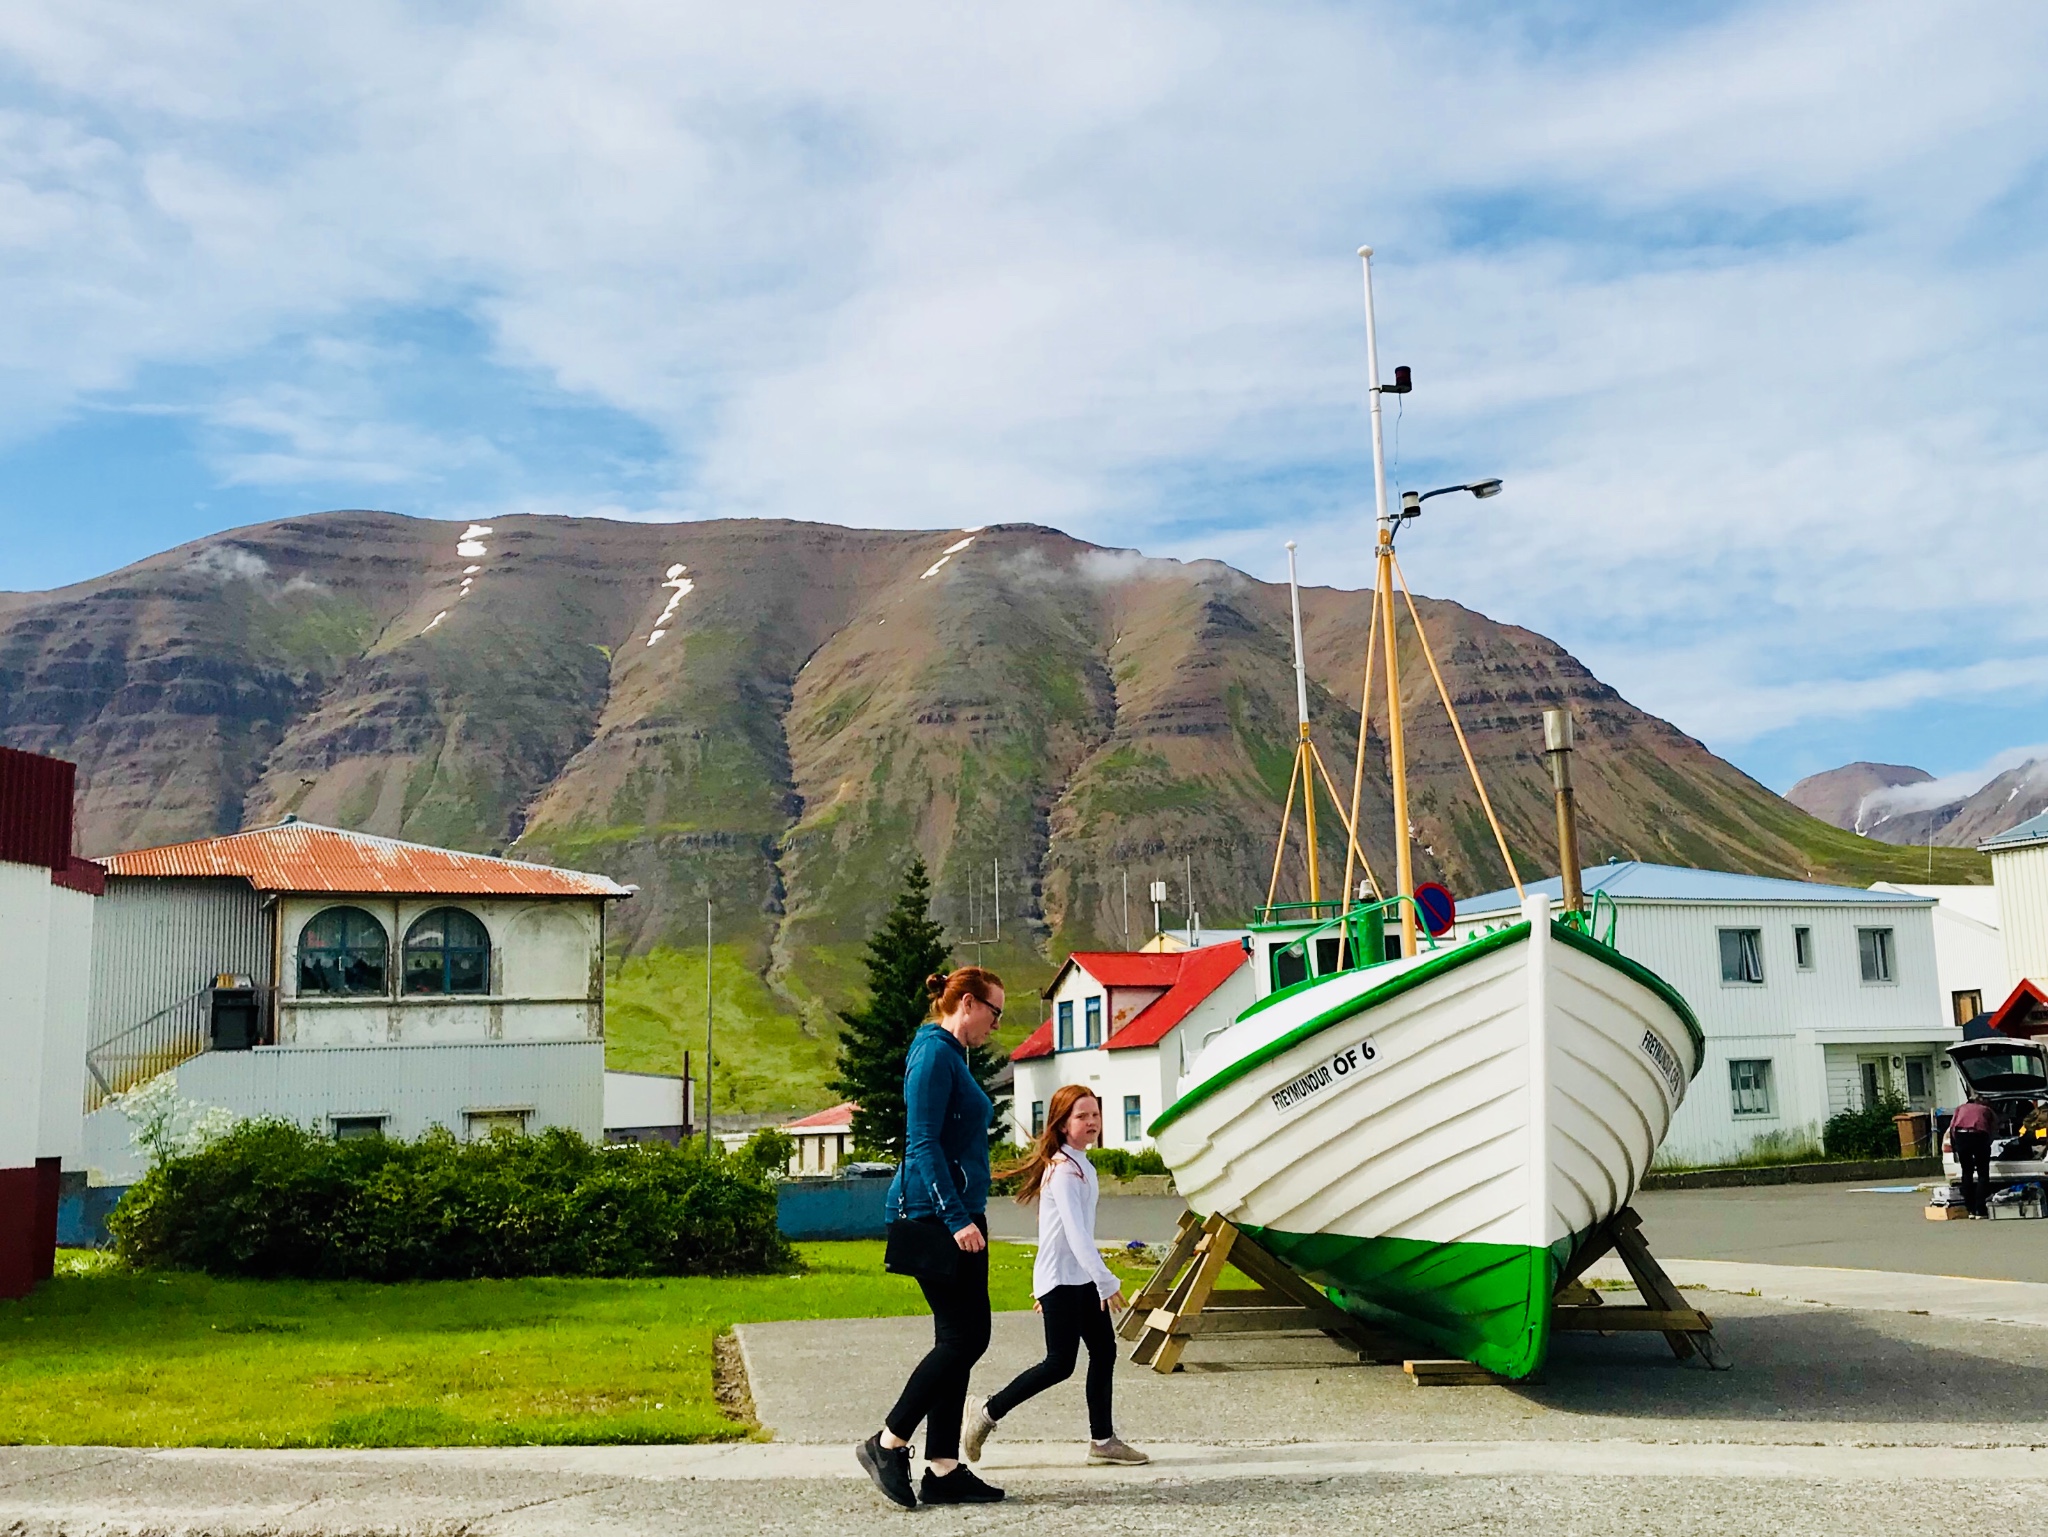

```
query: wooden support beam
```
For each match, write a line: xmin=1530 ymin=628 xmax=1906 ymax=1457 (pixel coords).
xmin=1553 ymin=1306 xmax=1712 ymax=1333
xmin=1405 ymin=1359 xmax=1506 ymax=1387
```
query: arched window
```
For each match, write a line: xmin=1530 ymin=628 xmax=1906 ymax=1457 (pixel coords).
xmin=403 ymin=908 xmax=491 ymax=995
xmin=299 ymin=907 xmax=388 ymax=995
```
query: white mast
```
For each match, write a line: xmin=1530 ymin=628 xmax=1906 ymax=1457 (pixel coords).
xmin=1285 ymin=541 xmax=1311 ymax=729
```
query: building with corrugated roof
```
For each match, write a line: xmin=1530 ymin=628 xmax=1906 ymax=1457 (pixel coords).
xmin=0 ymin=746 xmax=102 ymax=1298
xmin=80 ymin=818 xmax=637 ymax=1180
xmin=1982 ymin=811 xmax=2048 ymax=1021
xmin=780 ymin=1101 xmax=858 ymax=1175
xmin=1008 ymin=942 xmax=1254 ymax=1149
xmin=1458 ymin=861 xmax=1952 ymax=1165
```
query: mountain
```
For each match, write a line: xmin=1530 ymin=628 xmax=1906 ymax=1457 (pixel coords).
xmin=0 ymin=510 xmax=1992 ymax=1107
xmin=1788 ymin=756 xmax=2048 ymax=847
xmin=1786 ymin=762 xmax=1932 ymax=830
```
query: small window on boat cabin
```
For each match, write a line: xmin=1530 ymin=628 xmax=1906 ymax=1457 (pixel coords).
xmin=1056 ymin=1000 xmax=1074 ymax=1050
xmin=1031 ymin=1100 xmax=1046 ymax=1136
xmin=1085 ymin=995 xmax=1103 ymax=1047
xmin=1858 ymin=927 xmax=1895 ymax=984
xmin=299 ymin=906 xmax=389 ymax=996
xmin=1315 ymin=936 xmax=1344 ymax=976
xmin=1793 ymin=926 xmax=1814 ymax=970
xmin=1271 ymin=942 xmax=1308 ymax=991
xmin=1718 ymin=928 xmax=1764 ymax=985
xmin=1952 ymin=989 xmax=1985 ymax=1028
xmin=1124 ymin=1095 xmax=1142 ymax=1142
xmin=403 ymin=907 xmax=491 ymax=995
xmin=1728 ymin=1059 xmax=1774 ymax=1117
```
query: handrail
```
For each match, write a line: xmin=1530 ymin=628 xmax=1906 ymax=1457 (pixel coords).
xmin=84 ymin=982 xmax=275 ymax=1110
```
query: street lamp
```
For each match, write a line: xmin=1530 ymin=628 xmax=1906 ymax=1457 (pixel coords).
xmin=1397 ymin=479 xmax=1503 ymax=523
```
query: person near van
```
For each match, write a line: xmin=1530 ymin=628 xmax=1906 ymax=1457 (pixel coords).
xmin=1951 ymin=1096 xmax=1997 ymax=1218
xmin=856 ymin=967 xmax=1006 ymax=1510
xmin=960 ymin=1083 xmax=1150 ymax=1467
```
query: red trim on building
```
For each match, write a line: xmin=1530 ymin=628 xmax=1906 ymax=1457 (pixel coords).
xmin=0 ymin=746 xmax=75 ymax=871
xmin=51 ymin=856 xmax=106 ymax=897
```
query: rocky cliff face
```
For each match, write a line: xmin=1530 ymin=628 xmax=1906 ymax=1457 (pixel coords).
xmin=1 ymin=509 xmax=1987 ymax=1021
xmin=1789 ymin=757 xmax=2048 ymax=847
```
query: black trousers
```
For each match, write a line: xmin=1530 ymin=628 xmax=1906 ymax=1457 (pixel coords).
xmin=883 ymin=1233 xmax=991 ymax=1461
xmin=1954 ymin=1129 xmax=1994 ymax=1216
xmin=985 ymin=1283 xmax=1117 ymax=1441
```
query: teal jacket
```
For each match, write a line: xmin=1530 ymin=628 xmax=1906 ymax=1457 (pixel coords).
xmin=886 ymin=1023 xmax=992 ymax=1232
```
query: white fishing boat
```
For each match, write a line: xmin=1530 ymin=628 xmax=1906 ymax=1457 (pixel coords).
xmin=1148 ymin=247 xmax=1704 ymax=1380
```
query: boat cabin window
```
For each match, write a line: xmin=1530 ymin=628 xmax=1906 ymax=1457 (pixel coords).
xmin=1954 ymin=1048 xmax=2048 ymax=1096
xmin=1315 ymin=936 xmax=1346 ymax=975
xmin=1270 ymin=942 xmax=1308 ymax=991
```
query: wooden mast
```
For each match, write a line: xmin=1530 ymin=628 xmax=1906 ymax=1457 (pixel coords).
xmin=1359 ymin=246 xmax=1417 ymax=958
xmin=1285 ymin=541 xmax=1321 ymax=908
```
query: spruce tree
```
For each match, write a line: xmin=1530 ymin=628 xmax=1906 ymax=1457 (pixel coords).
xmin=831 ymin=858 xmax=1008 ymax=1159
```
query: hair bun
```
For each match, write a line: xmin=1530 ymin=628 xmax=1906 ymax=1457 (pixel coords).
xmin=924 ymin=972 xmax=949 ymax=999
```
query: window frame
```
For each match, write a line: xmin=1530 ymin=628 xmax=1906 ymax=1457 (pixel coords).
xmin=1085 ymin=995 xmax=1103 ymax=1047
xmin=1728 ymin=1058 xmax=1775 ymax=1117
xmin=403 ymin=907 xmax=493 ymax=997
xmin=1056 ymin=999 xmax=1074 ymax=1051
xmin=330 ymin=1114 xmax=388 ymax=1140
xmin=298 ymin=905 xmax=390 ymax=997
xmin=1123 ymin=1094 xmax=1142 ymax=1143
xmin=1793 ymin=926 xmax=1813 ymax=970
xmin=1857 ymin=926 xmax=1895 ymax=985
xmin=463 ymin=1107 xmax=531 ymax=1141
xmin=1031 ymin=1100 xmax=1046 ymax=1137
xmin=1718 ymin=927 xmax=1764 ymax=985
xmin=1952 ymin=989 xmax=1985 ymax=1028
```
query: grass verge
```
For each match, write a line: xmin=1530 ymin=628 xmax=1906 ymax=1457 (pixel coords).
xmin=0 ymin=1243 xmax=1152 ymax=1448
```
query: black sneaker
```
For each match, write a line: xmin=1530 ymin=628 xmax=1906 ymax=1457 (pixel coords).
xmin=920 ymin=1465 xmax=1005 ymax=1505
xmin=856 ymin=1432 xmax=917 ymax=1509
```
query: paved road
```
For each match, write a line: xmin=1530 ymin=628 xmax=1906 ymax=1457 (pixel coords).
xmin=1002 ymin=1180 xmax=2048 ymax=1283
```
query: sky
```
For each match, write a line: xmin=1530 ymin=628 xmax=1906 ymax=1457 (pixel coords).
xmin=2 ymin=0 xmax=2045 ymax=794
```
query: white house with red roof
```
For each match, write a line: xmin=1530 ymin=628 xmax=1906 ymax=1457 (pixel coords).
xmin=780 ymin=1101 xmax=858 ymax=1175
xmin=1009 ymin=942 xmax=1254 ymax=1149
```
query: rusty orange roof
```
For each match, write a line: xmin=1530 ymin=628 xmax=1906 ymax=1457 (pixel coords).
xmin=98 ymin=820 xmax=633 ymax=899
xmin=781 ymin=1101 xmax=857 ymax=1131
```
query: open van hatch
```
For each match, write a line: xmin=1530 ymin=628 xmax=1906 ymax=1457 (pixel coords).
xmin=1951 ymin=1038 xmax=2048 ymax=1101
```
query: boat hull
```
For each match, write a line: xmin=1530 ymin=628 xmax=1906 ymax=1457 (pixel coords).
xmin=1152 ymin=898 xmax=1702 ymax=1379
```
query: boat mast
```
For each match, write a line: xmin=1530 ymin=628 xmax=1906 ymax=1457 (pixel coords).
xmin=1285 ymin=541 xmax=1321 ymax=908
xmin=1359 ymin=246 xmax=1417 ymax=958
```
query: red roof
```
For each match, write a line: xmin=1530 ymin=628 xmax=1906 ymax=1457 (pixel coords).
xmin=1988 ymin=980 xmax=2048 ymax=1039
xmin=783 ymin=1101 xmax=857 ymax=1130
xmin=100 ymin=821 xmax=633 ymax=899
xmin=1011 ymin=942 xmax=1248 ymax=1061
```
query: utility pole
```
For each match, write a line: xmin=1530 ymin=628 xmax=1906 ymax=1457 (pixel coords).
xmin=1185 ymin=852 xmax=1195 ymax=947
xmin=993 ymin=857 xmax=1001 ymax=946
xmin=1122 ymin=869 xmax=1130 ymax=942
xmin=703 ymin=897 xmax=714 ymax=1155
xmin=1150 ymin=879 xmax=1166 ymax=943
xmin=1543 ymin=709 xmax=1584 ymax=916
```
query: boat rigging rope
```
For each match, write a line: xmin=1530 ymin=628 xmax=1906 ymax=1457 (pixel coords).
xmin=1390 ymin=550 xmax=1527 ymax=901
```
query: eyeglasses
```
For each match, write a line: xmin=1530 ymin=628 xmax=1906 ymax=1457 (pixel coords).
xmin=979 ymin=997 xmax=1004 ymax=1023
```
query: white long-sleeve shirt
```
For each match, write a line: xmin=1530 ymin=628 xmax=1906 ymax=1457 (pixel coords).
xmin=1032 ymin=1145 xmax=1121 ymax=1302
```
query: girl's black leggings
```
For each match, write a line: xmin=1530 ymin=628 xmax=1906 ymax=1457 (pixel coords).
xmin=985 ymin=1283 xmax=1117 ymax=1440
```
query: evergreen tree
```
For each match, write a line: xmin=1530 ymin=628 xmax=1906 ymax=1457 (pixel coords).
xmin=831 ymin=859 xmax=1008 ymax=1159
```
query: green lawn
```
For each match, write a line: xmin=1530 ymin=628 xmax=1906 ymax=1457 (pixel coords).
xmin=0 ymin=1244 xmax=1153 ymax=1448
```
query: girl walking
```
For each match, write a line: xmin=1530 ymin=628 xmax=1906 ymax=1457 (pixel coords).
xmin=961 ymin=1084 xmax=1149 ymax=1467
xmin=856 ymin=967 xmax=1007 ymax=1509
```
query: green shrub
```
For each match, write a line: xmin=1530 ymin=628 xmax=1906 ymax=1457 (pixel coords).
xmin=735 ymin=1127 xmax=796 ymax=1179
xmin=1086 ymin=1147 xmax=1168 ymax=1181
xmin=109 ymin=1121 xmax=795 ymax=1281
xmin=1822 ymin=1091 xmax=1910 ymax=1161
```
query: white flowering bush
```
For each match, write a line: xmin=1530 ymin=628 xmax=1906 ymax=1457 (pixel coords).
xmin=109 ymin=1073 xmax=242 ymax=1166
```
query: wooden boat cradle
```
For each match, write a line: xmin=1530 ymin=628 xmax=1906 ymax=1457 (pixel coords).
xmin=1119 ymin=1206 xmax=1727 ymax=1384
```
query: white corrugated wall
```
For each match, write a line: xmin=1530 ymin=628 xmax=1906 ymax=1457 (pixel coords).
xmin=37 ymin=883 xmax=95 ymax=1162
xmin=1994 ymin=843 xmax=2048 ymax=991
xmin=88 ymin=877 xmax=270 ymax=1050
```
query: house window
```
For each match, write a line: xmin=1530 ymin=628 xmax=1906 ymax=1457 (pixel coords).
xmin=1056 ymin=1000 xmax=1074 ymax=1050
xmin=1085 ymin=995 xmax=1103 ymax=1047
xmin=1952 ymin=989 xmax=1984 ymax=1027
xmin=1858 ymin=927 xmax=1894 ymax=984
xmin=330 ymin=1114 xmax=387 ymax=1140
xmin=1793 ymin=927 xmax=1813 ymax=969
xmin=1031 ymin=1100 xmax=1046 ymax=1136
xmin=298 ymin=906 xmax=389 ymax=995
xmin=465 ymin=1107 xmax=529 ymax=1140
xmin=1728 ymin=1059 xmax=1774 ymax=1117
xmin=404 ymin=908 xmax=491 ymax=995
xmin=1124 ymin=1095 xmax=1142 ymax=1142
xmin=1718 ymin=928 xmax=1763 ymax=985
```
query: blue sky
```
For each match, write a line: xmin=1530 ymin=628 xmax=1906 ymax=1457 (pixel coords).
xmin=2 ymin=1 xmax=2045 ymax=794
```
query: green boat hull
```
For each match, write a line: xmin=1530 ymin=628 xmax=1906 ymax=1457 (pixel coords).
xmin=1237 ymin=1221 xmax=1595 ymax=1379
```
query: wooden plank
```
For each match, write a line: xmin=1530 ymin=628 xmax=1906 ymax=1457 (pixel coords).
xmin=1610 ymin=1207 xmax=1729 ymax=1370
xmin=1177 ymin=1307 xmax=1326 ymax=1335
xmin=1553 ymin=1306 xmax=1711 ymax=1332
xmin=1150 ymin=1218 xmax=1237 ymax=1373
xmin=1118 ymin=1210 xmax=1204 ymax=1341
xmin=1404 ymin=1359 xmax=1506 ymax=1387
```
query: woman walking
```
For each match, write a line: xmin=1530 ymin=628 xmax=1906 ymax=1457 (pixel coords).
xmin=856 ymin=966 xmax=1007 ymax=1509
xmin=961 ymin=1084 xmax=1149 ymax=1467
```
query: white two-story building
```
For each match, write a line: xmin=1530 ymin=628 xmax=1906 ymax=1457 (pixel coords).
xmin=1458 ymin=862 xmax=1955 ymax=1166
xmin=81 ymin=819 xmax=636 ymax=1179
xmin=1008 ymin=942 xmax=1254 ymax=1149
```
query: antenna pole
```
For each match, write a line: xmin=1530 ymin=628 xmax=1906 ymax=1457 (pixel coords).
xmin=993 ymin=857 xmax=1000 ymax=945
xmin=1360 ymin=246 xmax=1416 ymax=957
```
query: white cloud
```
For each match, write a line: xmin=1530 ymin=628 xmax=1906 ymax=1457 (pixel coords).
xmin=1 ymin=0 xmax=2046 ymax=766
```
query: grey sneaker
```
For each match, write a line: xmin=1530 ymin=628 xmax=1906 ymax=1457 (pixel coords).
xmin=961 ymin=1396 xmax=997 ymax=1462
xmin=1088 ymin=1436 xmax=1150 ymax=1466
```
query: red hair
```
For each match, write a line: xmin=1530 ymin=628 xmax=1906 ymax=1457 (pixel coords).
xmin=1000 ymin=1083 xmax=1100 ymax=1203
xmin=926 ymin=966 xmax=1003 ymax=1021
